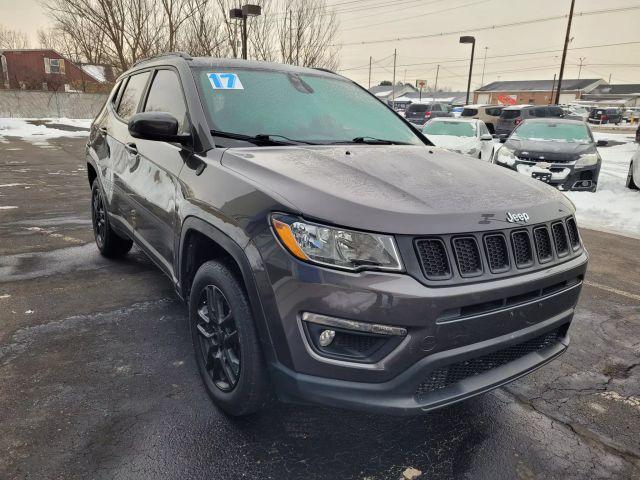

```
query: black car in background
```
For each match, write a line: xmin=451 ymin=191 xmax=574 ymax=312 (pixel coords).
xmin=587 ymin=107 xmax=623 ymax=125
xmin=404 ymin=102 xmax=452 ymax=125
xmin=495 ymin=105 xmax=565 ymax=138
xmin=494 ymin=118 xmax=604 ymax=192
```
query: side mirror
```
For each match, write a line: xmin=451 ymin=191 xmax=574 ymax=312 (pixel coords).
xmin=596 ymin=139 xmax=608 ymax=147
xmin=128 ymin=112 xmax=191 ymax=145
xmin=480 ymin=133 xmax=493 ymax=141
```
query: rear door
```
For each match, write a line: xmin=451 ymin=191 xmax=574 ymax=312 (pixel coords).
xmin=130 ymin=68 xmax=191 ymax=279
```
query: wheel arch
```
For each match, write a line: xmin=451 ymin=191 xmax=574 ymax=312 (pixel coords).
xmin=178 ymin=217 xmax=277 ymax=362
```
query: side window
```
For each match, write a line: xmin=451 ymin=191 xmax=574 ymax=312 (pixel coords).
xmin=533 ymin=107 xmax=547 ymax=117
xmin=144 ymin=69 xmax=189 ymax=134
xmin=116 ymin=72 xmax=150 ymax=122
xmin=431 ymin=104 xmax=440 ymax=112
xmin=549 ymin=106 xmax=564 ymax=117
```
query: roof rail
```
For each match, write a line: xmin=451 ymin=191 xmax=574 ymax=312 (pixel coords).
xmin=132 ymin=52 xmax=193 ymax=68
xmin=313 ymin=67 xmax=337 ymax=75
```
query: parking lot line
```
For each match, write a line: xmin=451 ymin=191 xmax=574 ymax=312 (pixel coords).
xmin=584 ymin=280 xmax=640 ymax=302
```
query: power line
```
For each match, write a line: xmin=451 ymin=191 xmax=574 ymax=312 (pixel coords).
xmin=339 ymin=40 xmax=640 ymax=72
xmin=341 ymin=0 xmax=489 ymax=32
xmin=331 ymin=5 xmax=640 ymax=47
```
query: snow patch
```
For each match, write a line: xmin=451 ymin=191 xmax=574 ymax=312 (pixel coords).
xmin=564 ymin=139 xmax=640 ymax=238
xmin=0 ymin=118 xmax=91 ymax=143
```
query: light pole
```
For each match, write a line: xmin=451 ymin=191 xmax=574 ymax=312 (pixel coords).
xmin=460 ymin=36 xmax=475 ymax=105
xmin=230 ymin=4 xmax=262 ymax=60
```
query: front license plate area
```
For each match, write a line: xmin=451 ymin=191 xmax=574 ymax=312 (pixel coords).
xmin=532 ymin=172 xmax=551 ymax=183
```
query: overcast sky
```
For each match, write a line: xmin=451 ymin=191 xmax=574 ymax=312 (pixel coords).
xmin=1 ymin=0 xmax=639 ymax=90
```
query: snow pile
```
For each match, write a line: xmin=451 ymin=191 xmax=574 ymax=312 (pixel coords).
xmin=565 ymin=133 xmax=640 ymax=238
xmin=0 ymin=118 xmax=92 ymax=142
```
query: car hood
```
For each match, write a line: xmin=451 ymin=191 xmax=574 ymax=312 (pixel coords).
xmin=424 ymin=134 xmax=479 ymax=153
xmin=505 ymin=138 xmax=597 ymax=162
xmin=219 ymin=145 xmax=573 ymax=235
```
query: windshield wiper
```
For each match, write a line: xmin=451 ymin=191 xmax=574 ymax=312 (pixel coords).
xmin=350 ymin=136 xmax=410 ymax=145
xmin=210 ymin=130 xmax=317 ymax=146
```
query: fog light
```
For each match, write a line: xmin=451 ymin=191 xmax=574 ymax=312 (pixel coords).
xmin=319 ymin=329 xmax=335 ymax=347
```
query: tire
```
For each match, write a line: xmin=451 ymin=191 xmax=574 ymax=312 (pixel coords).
xmin=189 ymin=260 xmax=270 ymax=416
xmin=627 ymin=162 xmax=638 ymax=190
xmin=91 ymin=179 xmax=133 ymax=257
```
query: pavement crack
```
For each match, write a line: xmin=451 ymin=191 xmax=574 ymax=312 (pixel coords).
xmin=504 ymin=387 xmax=640 ymax=469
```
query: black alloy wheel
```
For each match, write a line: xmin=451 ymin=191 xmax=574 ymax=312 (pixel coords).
xmin=92 ymin=186 xmax=106 ymax=249
xmin=196 ymin=285 xmax=241 ymax=392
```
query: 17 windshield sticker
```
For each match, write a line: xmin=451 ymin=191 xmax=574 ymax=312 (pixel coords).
xmin=208 ymin=73 xmax=244 ymax=90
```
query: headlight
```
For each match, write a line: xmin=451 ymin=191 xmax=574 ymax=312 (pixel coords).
xmin=496 ymin=147 xmax=517 ymax=166
xmin=271 ymin=214 xmax=403 ymax=271
xmin=575 ymin=153 xmax=599 ymax=167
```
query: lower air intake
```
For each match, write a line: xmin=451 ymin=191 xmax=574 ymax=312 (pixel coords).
xmin=415 ymin=327 xmax=564 ymax=399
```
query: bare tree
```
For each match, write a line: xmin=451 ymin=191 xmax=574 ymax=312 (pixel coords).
xmin=40 ymin=0 xmax=340 ymax=71
xmin=0 ymin=24 xmax=30 ymax=49
xmin=277 ymin=0 xmax=339 ymax=70
xmin=180 ymin=0 xmax=229 ymax=56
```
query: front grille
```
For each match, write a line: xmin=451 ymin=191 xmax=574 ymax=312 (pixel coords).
xmin=551 ymin=222 xmax=569 ymax=257
xmin=452 ymin=237 xmax=483 ymax=276
xmin=511 ymin=230 xmax=534 ymax=268
xmin=415 ymin=239 xmax=451 ymax=279
xmin=565 ymin=217 xmax=580 ymax=249
xmin=414 ymin=217 xmax=582 ymax=284
xmin=533 ymin=226 xmax=553 ymax=263
xmin=484 ymin=234 xmax=509 ymax=272
xmin=415 ymin=327 xmax=565 ymax=399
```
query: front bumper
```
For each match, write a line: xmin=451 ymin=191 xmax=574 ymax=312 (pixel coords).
xmin=251 ymin=229 xmax=588 ymax=415
xmin=499 ymin=159 xmax=600 ymax=191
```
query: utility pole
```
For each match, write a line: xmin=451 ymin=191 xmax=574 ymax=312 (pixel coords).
xmin=578 ymin=57 xmax=585 ymax=79
xmin=608 ymin=73 xmax=612 ymax=83
xmin=434 ymin=64 xmax=440 ymax=92
xmin=460 ymin=36 xmax=476 ymax=105
xmin=368 ymin=56 xmax=372 ymax=89
xmin=555 ymin=0 xmax=576 ymax=104
xmin=391 ymin=49 xmax=397 ymax=110
xmin=481 ymin=46 xmax=488 ymax=87
xmin=550 ymin=73 xmax=557 ymax=104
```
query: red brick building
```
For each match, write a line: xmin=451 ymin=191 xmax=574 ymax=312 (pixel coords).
xmin=0 ymin=49 xmax=109 ymax=93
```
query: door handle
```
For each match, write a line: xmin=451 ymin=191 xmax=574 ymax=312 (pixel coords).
xmin=125 ymin=143 xmax=138 ymax=155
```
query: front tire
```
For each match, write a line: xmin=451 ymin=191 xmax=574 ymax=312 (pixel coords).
xmin=627 ymin=162 xmax=638 ymax=190
xmin=189 ymin=260 xmax=270 ymax=416
xmin=91 ymin=180 xmax=133 ymax=257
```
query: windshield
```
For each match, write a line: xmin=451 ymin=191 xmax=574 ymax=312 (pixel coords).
xmin=193 ymin=67 xmax=423 ymax=146
xmin=512 ymin=121 xmax=592 ymax=143
xmin=423 ymin=120 xmax=476 ymax=137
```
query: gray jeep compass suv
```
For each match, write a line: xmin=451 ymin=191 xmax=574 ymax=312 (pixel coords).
xmin=86 ymin=53 xmax=588 ymax=416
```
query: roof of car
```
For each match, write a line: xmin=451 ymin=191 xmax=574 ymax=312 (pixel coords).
xmin=502 ymin=104 xmax=534 ymax=110
xmin=126 ymin=54 xmax=342 ymax=79
xmin=430 ymin=117 xmax=478 ymax=122
xmin=521 ymin=118 xmax=587 ymax=124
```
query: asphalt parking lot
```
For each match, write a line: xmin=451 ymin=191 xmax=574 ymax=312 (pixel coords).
xmin=1 ymin=136 xmax=639 ymax=480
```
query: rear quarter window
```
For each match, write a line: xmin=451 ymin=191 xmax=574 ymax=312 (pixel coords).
xmin=461 ymin=108 xmax=478 ymax=117
xmin=501 ymin=109 xmax=521 ymax=119
xmin=485 ymin=107 xmax=502 ymax=116
xmin=407 ymin=104 xmax=429 ymax=113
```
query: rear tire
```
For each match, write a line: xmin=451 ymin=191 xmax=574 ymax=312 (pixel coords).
xmin=189 ymin=260 xmax=271 ymax=416
xmin=91 ymin=180 xmax=133 ymax=258
xmin=627 ymin=162 xmax=638 ymax=190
